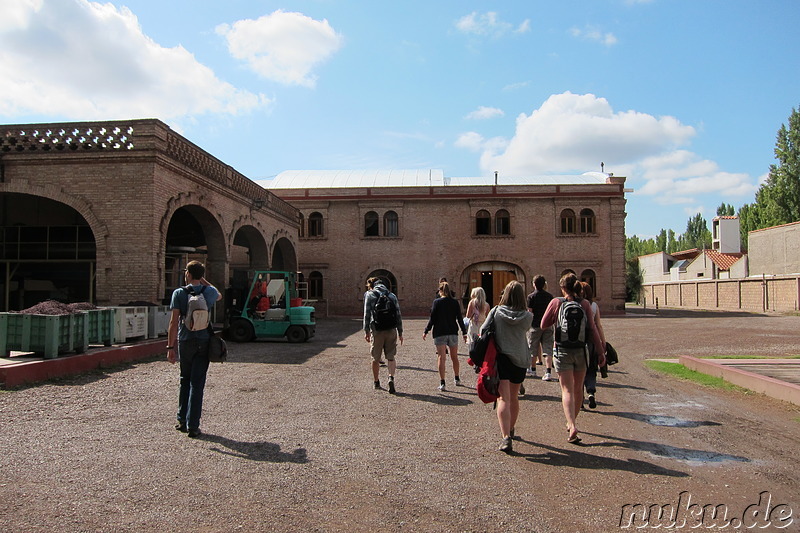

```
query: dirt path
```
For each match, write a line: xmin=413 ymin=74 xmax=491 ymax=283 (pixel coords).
xmin=1 ymin=308 xmax=799 ymax=532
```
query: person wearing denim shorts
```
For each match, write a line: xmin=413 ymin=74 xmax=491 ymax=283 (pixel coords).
xmin=423 ymin=281 xmax=467 ymax=391
xmin=540 ymin=273 xmax=605 ymax=445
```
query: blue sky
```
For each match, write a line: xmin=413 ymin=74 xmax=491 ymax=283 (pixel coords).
xmin=2 ymin=0 xmax=799 ymax=238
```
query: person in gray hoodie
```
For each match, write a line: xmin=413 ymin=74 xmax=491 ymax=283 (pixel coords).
xmin=480 ymin=280 xmax=533 ymax=453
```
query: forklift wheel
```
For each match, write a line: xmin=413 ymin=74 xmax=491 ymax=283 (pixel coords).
xmin=286 ymin=325 xmax=307 ymax=343
xmin=228 ymin=319 xmax=255 ymax=343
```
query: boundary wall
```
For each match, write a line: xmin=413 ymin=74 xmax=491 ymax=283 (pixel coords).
xmin=643 ymin=275 xmax=800 ymax=313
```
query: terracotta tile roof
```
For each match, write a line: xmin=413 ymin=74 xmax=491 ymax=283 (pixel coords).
xmin=671 ymin=248 xmax=701 ymax=259
xmin=713 ymin=215 xmax=739 ymax=220
xmin=748 ymin=220 xmax=800 ymax=234
xmin=704 ymin=249 xmax=744 ymax=271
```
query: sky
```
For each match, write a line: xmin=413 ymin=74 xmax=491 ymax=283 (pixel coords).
xmin=2 ymin=0 xmax=799 ymax=238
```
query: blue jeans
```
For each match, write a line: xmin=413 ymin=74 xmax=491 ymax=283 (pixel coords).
xmin=177 ymin=337 xmax=210 ymax=430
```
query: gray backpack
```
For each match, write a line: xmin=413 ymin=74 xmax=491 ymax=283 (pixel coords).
xmin=183 ymin=285 xmax=209 ymax=331
xmin=555 ymin=297 xmax=586 ymax=348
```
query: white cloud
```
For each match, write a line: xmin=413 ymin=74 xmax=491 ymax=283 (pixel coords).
xmin=455 ymin=12 xmax=530 ymax=38
xmin=460 ymin=92 xmax=759 ymax=206
xmin=570 ymin=26 xmax=618 ymax=46
xmin=465 ymin=106 xmax=505 ymax=120
xmin=0 ymin=0 xmax=270 ymax=120
xmin=216 ymin=10 xmax=343 ymax=88
xmin=455 ymin=132 xmax=485 ymax=152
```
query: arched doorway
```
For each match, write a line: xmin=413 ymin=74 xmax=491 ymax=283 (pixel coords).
xmin=366 ymin=269 xmax=398 ymax=295
xmin=271 ymin=237 xmax=297 ymax=273
xmin=164 ymin=205 xmax=226 ymax=303
xmin=0 ymin=193 xmax=97 ymax=311
xmin=460 ymin=261 xmax=525 ymax=307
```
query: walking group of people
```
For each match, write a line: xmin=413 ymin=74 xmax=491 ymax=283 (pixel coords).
xmin=363 ymin=273 xmax=607 ymax=454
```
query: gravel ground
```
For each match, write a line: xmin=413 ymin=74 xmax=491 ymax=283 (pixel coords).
xmin=1 ymin=307 xmax=799 ymax=532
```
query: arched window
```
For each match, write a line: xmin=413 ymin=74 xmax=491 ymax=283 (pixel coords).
xmin=309 ymin=271 xmax=323 ymax=298
xmin=475 ymin=210 xmax=491 ymax=235
xmin=308 ymin=212 xmax=324 ymax=237
xmin=560 ymin=209 xmax=576 ymax=234
xmin=298 ymin=213 xmax=305 ymax=238
xmin=366 ymin=269 xmax=398 ymax=296
xmin=364 ymin=211 xmax=379 ymax=236
xmin=560 ymin=269 xmax=576 ymax=279
xmin=383 ymin=211 xmax=399 ymax=237
xmin=581 ymin=269 xmax=597 ymax=297
xmin=580 ymin=209 xmax=596 ymax=234
xmin=495 ymin=209 xmax=510 ymax=235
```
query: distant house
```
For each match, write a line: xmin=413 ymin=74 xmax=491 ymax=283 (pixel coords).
xmin=638 ymin=216 xmax=748 ymax=284
xmin=748 ymin=220 xmax=800 ymax=276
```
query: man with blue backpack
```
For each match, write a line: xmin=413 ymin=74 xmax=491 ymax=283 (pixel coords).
xmin=166 ymin=260 xmax=222 ymax=438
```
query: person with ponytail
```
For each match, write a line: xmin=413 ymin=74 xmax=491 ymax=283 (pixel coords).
xmin=540 ymin=273 xmax=605 ymax=444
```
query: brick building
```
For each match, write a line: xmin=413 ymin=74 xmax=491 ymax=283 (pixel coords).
xmin=269 ymin=169 xmax=628 ymax=317
xmin=0 ymin=119 xmax=299 ymax=312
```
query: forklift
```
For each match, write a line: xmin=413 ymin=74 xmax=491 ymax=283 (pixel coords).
xmin=225 ymin=271 xmax=315 ymax=343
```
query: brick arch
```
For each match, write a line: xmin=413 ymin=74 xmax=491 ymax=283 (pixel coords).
xmin=230 ymin=217 xmax=269 ymax=270
xmin=358 ymin=264 xmax=400 ymax=298
xmin=0 ymin=182 xmax=110 ymax=260
xmin=158 ymin=193 xmax=229 ymax=293
xmin=268 ymin=229 xmax=297 ymax=271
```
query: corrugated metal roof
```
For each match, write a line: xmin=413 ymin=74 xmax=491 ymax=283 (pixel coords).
xmin=267 ymin=169 xmax=610 ymax=189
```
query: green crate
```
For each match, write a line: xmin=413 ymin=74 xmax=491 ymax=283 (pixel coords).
xmin=0 ymin=312 xmax=89 ymax=359
xmin=87 ymin=308 xmax=115 ymax=346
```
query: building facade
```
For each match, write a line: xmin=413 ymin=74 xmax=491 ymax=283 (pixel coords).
xmin=269 ymin=169 xmax=628 ymax=317
xmin=0 ymin=119 xmax=299 ymax=312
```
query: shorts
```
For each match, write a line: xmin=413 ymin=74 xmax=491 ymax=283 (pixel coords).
xmin=528 ymin=326 xmax=554 ymax=357
xmin=370 ymin=328 xmax=398 ymax=362
xmin=433 ymin=334 xmax=459 ymax=347
xmin=496 ymin=353 xmax=527 ymax=384
xmin=553 ymin=345 xmax=588 ymax=373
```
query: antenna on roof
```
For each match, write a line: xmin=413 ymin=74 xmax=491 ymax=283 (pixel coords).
xmin=601 ymin=162 xmax=604 ymax=173
xmin=494 ymin=170 xmax=498 ymax=185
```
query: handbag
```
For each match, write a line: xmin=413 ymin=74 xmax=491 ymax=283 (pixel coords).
xmin=467 ymin=307 xmax=497 ymax=368
xmin=605 ymin=341 xmax=618 ymax=366
xmin=207 ymin=324 xmax=228 ymax=363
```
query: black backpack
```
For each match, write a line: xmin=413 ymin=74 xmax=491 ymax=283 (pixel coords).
xmin=372 ymin=289 xmax=398 ymax=331
xmin=555 ymin=297 xmax=587 ymax=348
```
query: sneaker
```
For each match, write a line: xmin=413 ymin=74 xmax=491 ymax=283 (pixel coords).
xmin=499 ymin=437 xmax=513 ymax=454
xmin=388 ymin=380 xmax=396 ymax=394
xmin=518 ymin=384 xmax=525 ymax=396
xmin=374 ymin=381 xmax=381 ymax=390
xmin=588 ymin=394 xmax=597 ymax=409
xmin=187 ymin=428 xmax=202 ymax=439
xmin=526 ymin=367 xmax=536 ymax=377
xmin=542 ymin=372 xmax=554 ymax=382
xmin=175 ymin=422 xmax=187 ymax=433
xmin=454 ymin=377 xmax=462 ymax=387
xmin=438 ymin=383 xmax=446 ymax=392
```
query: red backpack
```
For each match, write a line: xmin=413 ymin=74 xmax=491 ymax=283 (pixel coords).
xmin=475 ymin=333 xmax=500 ymax=403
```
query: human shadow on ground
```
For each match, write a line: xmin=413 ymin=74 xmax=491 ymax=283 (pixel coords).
xmin=396 ymin=364 xmax=438 ymax=374
xmin=513 ymin=438 xmax=689 ymax=477
xmin=201 ymin=433 xmax=308 ymax=463
xmin=393 ymin=391 xmax=474 ymax=406
xmin=595 ymin=380 xmax=647 ymax=391
xmin=580 ymin=431 xmax=749 ymax=464
xmin=594 ymin=410 xmax=722 ymax=428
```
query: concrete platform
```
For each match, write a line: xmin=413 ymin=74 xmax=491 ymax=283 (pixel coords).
xmin=680 ymin=356 xmax=800 ymax=406
xmin=0 ymin=339 xmax=167 ymax=389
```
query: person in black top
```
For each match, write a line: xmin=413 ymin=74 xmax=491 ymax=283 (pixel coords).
xmin=526 ymin=275 xmax=556 ymax=382
xmin=423 ymin=281 xmax=468 ymax=391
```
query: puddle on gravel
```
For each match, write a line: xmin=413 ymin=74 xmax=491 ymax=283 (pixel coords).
xmin=640 ymin=443 xmax=749 ymax=464
xmin=639 ymin=415 xmax=721 ymax=428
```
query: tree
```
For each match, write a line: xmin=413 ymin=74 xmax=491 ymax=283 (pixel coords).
xmin=760 ymin=106 xmax=800 ymax=225
xmin=625 ymin=257 xmax=644 ymax=303
xmin=717 ymin=202 xmax=735 ymax=216
xmin=682 ymin=213 xmax=712 ymax=250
